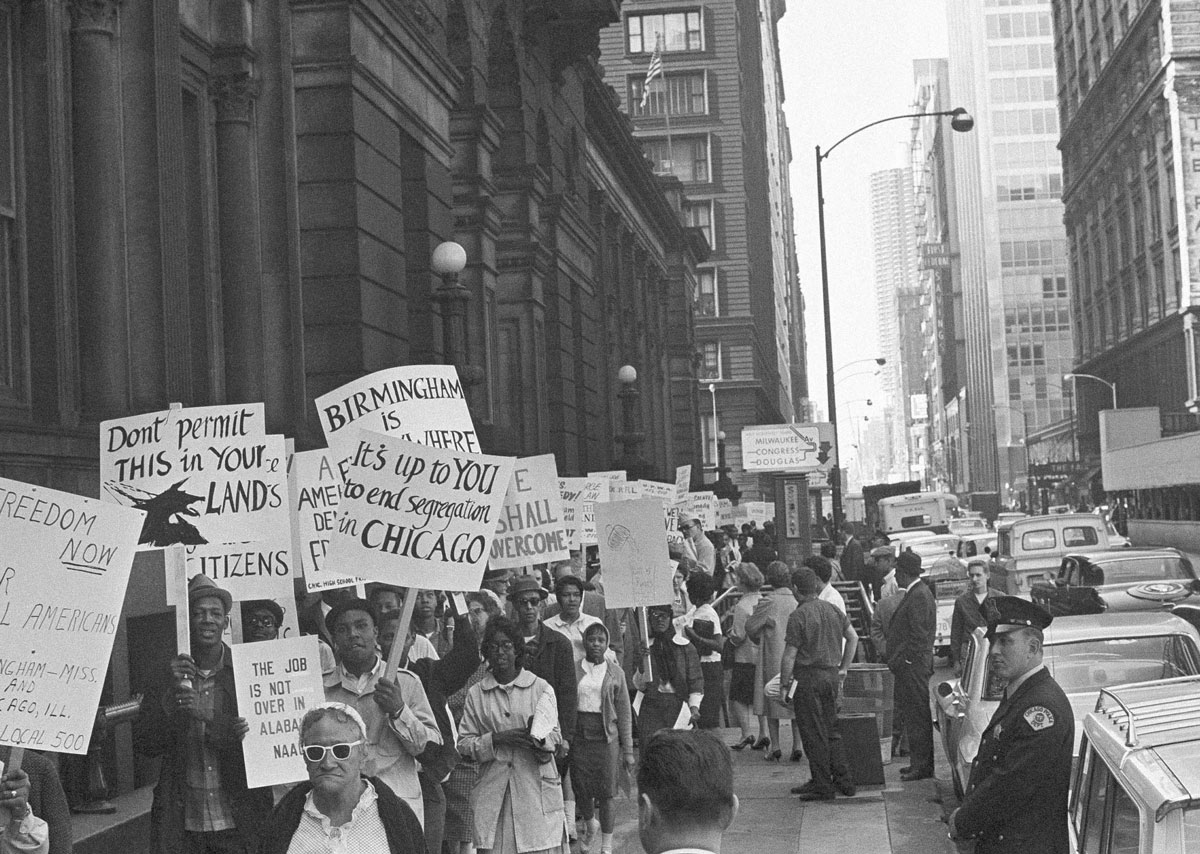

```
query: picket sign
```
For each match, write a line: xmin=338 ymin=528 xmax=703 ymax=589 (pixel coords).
xmin=383 ymin=593 xmax=419 ymax=680
xmin=168 ymin=546 xmax=191 ymax=658
xmin=638 ymin=608 xmax=653 ymax=683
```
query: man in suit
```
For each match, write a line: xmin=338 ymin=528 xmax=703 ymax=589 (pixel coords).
xmin=839 ymin=522 xmax=866 ymax=585
xmin=885 ymin=551 xmax=937 ymax=781
xmin=948 ymin=597 xmax=1073 ymax=854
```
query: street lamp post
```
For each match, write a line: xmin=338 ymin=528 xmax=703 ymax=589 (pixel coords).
xmin=1064 ymin=373 xmax=1117 ymax=410
xmin=616 ymin=365 xmax=653 ymax=481
xmin=817 ymin=107 xmax=973 ymax=532
xmin=431 ymin=241 xmax=485 ymax=388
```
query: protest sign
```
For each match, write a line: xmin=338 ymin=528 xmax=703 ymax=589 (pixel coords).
xmin=684 ymin=491 xmax=717 ymax=531
xmin=315 ymin=366 xmax=478 ymax=464
xmin=596 ymin=497 xmax=672 ymax=608
xmin=231 ymin=635 xmax=324 ymax=788
xmin=100 ymin=405 xmax=287 ymax=548
xmin=559 ymin=478 xmax=608 ymax=548
xmin=289 ymin=449 xmax=364 ymax=591
xmin=637 ymin=481 xmax=683 ymax=544
xmin=0 ymin=477 xmax=143 ymax=754
xmin=326 ymin=430 xmax=515 ymax=590
xmin=490 ymin=455 xmax=569 ymax=569
xmin=674 ymin=465 xmax=692 ymax=506
xmin=184 ymin=539 xmax=294 ymax=601
xmin=717 ymin=499 xmax=733 ymax=527
xmin=610 ymin=481 xmax=641 ymax=502
xmin=747 ymin=501 xmax=774 ymax=526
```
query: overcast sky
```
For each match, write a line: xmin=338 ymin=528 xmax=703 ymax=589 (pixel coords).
xmin=778 ymin=1 xmax=949 ymax=420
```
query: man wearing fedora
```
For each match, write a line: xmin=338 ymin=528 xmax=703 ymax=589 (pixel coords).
xmin=136 ymin=575 xmax=272 ymax=854
xmin=886 ymin=550 xmax=937 ymax=782
xmin=948 ymin=597 xmax=1073 ymax=853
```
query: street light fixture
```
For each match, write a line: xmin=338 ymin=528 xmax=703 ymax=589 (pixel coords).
xmin=834 ymin=357 xmax=887 ymax=376
xmin=817 ymin=106 xmax=974 ymax=531
xmin=615 ymin=365 xmax=653 ymax=481
xmin=430 ymin=241 xmax=485 ymax=387
xmin=1064 ymin=373 xmax=1117 ymax=410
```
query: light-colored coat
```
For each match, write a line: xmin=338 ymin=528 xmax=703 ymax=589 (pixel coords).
xmin=586 ymin=661 xmax=634 ymax=754
xmin=745 ymin=586 xmax=798 ymax=719
xmin=458 ymin=669 xmax=566 ymax=852
xmin=727 ymin=590 xmax=763 ymax=666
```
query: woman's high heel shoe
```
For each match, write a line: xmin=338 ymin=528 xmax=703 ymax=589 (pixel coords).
xmin=751 ymin=736 xmax=770 ymax=751
xmin=730 ymin=736 xmax=755 ymax=751
xmin=764 ymin=748 xmax=782 ymax=762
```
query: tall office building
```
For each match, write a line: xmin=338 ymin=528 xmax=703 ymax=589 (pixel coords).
xmin=599 ymin=0 xmax=807 ymax=500
xmin=947 ymin=0 xmax=1075 ymax=506
xmin=869 ymin=168 xmax=919 ymax=481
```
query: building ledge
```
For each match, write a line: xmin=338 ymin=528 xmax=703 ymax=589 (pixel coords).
xmin=73 ymin=783 xmax=153 ymax=854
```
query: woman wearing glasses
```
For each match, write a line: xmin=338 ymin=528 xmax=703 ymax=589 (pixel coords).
xmin=458 ymin=617 xmax=568 ymax=854
xmin=260 ymin=702 xmax=425 ymax=854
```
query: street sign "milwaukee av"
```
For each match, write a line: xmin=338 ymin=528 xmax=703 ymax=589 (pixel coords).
xmin=740 ymin=423 xmax=837 ymax=473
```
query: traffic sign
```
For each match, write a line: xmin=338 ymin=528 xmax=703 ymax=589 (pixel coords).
xmin=740 ymin=422 xmax=837 ymax=473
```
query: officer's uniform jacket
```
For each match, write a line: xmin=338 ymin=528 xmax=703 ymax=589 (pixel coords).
xmin=956 ymin=665 xmax=1074 ymax=854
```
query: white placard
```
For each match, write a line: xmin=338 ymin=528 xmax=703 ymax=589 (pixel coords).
xmin=560 ymin=478 xmax=609 ymax=548
xmin=184 ymin=539 xmax=295 ymax=601
xmin=747 ymin=501 xmax=774 ymax=526
xmin=0 ymin=478 xmax=144 ymax=753
xmin=717 ymin=499 xmax=733 ymax=527
xmin=740 ymin=422 xmax=837 ymax=473
xmin=490 ymin=455 xmax=569 ymax=569
xmin=316 ymin=366 xmax=478 ymax=462
xmin=596 ymin=497 xmax=673 ymax=608
xmin=674 ymin=465 xmax=692 ymax=506
xmin=231 ymin=635 xmax=325 ymax=788
xmin=326 ymin=430 xmax=515 ymax=591
xmin=290 ymin=449 xmax=364 ymax=592
xmin=100 ymin=406 xmax=287 ymax=548
xmin=684 ymin=492 xmax=717 ymax=531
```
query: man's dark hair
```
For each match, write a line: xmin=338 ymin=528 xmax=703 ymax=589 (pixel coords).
xmin=764 ymin=560 xmax=791 ymax=589
xmin=803 ymin=555 xmax=833 ymax=584
xmin=819 ymin=540 xmax=837 ymax=559
xmin=482 ymin=616 xmax=528 ymax=671
xmin=685 ymin=571 xmax=716 ymax=605
xmin=553 ymin=574 xmax=586 ymax=598
xmin=638 ymin=730 xmax=734 ymax=825
xmin=325 ymin=598 xmax=379 ymax=635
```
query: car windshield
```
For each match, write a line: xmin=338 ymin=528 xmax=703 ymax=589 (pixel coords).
xmin=982 ymin=635 xmax=1200 ymax=700
xmin=1093 ymin=556 xmax=1192 ymax=585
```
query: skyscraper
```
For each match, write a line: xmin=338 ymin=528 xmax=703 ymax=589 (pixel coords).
xmin=947 ymin=0 xmax=1074 ymax=506
xmin=598 ymin=0 xmax=807 ymax=500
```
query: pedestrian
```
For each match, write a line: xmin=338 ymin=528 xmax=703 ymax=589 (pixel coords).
xmin=778 ymin=567 xmax=858 ymax=801
xmin=819 ymin=540 xmax=843 ymax=582
xmin=839 ymin=522 xmax=866 ymax=585
xmin=683 ymin=571 xmax=725 ymax=729
xmin=481 ymin=567 xmax=513 ymax=604
xmin=867 ymin=580 xmax=907 ymax=756
xmin=725 ymin=562 xmax=770 ymax=750
xmin=570 ymin=623 xmax=635 ymax=854
xmin=545 ymin=560 xmax=624 ymax=663
xmin=682 ymin=517 xmax=716 ymax=574
xmin=870 ymin=546 xmax=899 ymax=601
xmin=412 ymin=590 xmax=453 ymax=658
xmin=634 ymin=605 xmax=703 ymax=758
xmin=803 ymin=555 xmax=846 ymax=614
xmin=368 ymin=585 xmax=405 ymax=620
xmin=543 ymin=574 xmax=605 ymax=665
xmin=323 ymin=598 xmax=443 ymax=826
xmin=136 ymin=575 xmax=272 ymax=854
xmin=947 ymin=597 xmax=1073 ymax=853
xmin=886 ymin=552 xmax=937 ymax=781
xmin=458 ymin=617 xmax=569 ymax=854
xmin=670 ymin=560 xmax=693 ymax=617
xmin=636 ymin=730 xmax=738 ymax=854
xmin=950 ymin=561 xmax=995 ymax=674
xmin=240 ymin=598 xmax=283 ymax=643
xmin=259 ymin=702 xmax=424 ymax=854
xmin=745 ymin=561 xmax=802 ymax=762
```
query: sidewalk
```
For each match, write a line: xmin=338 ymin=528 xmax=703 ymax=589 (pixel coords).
xmin=603 ymin=727 xmax=958 ymax=853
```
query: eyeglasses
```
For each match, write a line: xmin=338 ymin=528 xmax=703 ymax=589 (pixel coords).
xmin=681 ymin=523 xmax=695 ymax=531
xmin=513 ymin=597 xmax=542 ymax=608
xmin=485 ymin=640 xmax=517 ymax=654
xmin=302 ymin=741 xmax=363 ymax=763
xmin=246 ymin=616 xmax=277 ymax=629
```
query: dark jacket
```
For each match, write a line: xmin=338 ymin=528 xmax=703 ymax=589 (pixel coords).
xmin=956 ymin=667 xmax=1074 ymax=854
xmin=1 ymin=748 xmax=71 ymax=854
xmin=841 ymin=536 xmax=866 ymax=583
xmin=523 ymin=622 xmax=578 ymax=738
xmin=644 ymin=634 xmax=704 ymax=700
xmin=258 ymin=776 xmax=424 ymax=854
xmin=950 ymin=590 xmax=994 ymax=667
xmin=407 ymin=614 xmax=480 ymax=783
xmin=135 ymin=644 xmax=273 ymax=854
xmin=885 ymin=580 xmax=937 ymax=674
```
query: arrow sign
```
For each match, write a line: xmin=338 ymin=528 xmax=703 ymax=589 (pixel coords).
xmin=740 ymin=423 xmax=837 ymax=473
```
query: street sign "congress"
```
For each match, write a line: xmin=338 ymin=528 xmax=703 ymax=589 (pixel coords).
xmin=740 ymin=423 xmax=837 ymax=473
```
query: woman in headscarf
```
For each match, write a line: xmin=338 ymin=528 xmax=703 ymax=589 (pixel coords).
xmin=634 ymin=604 xmax=703 ymax=759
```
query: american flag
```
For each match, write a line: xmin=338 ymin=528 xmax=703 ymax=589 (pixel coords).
xmin=640 ymin=37 xmax=663 ymax=110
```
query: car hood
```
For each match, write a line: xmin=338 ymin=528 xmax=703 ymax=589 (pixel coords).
xmin=1097 ymin=580 xmax=1200 ymax=610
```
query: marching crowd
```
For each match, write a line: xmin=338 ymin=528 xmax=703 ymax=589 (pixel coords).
xmin=0 ymin=516 xmax=1075 ymax=854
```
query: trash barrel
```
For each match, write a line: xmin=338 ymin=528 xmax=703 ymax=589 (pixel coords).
xmin=840 ymin=663 xmax=894 ymax=765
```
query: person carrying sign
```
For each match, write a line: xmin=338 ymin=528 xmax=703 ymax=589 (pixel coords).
xmin=135 ymin=575 xmax=272 ymax=854
xmin=323 ymin=599 xmax=442 ymax=827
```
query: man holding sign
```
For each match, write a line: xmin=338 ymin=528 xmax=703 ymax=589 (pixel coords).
xmin=323 ymin=599 xmax=441 ymax=827
xmin=137 ymin=576 xmax=272 ymax=854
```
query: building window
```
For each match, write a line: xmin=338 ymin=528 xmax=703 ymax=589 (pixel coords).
xmin=642 ymin=136 xmax=710 ymax=183
xmin=1041 ymin=275 xmax=1067 ymax=298
xmin=629 ymin=71 xmax=707 ymax=117
xmin=987 ymin=43 xmax=1055 ymax=71
xmin=696 ymin=267 xmax=718 ymax=317
xmin=990 ymin=108 xmax=1059 ymax=136
xmin=682 ymin=199 xmax=714 ymax=249
xmin=699 ymin=341 xmax=721 ymax=379
xmin=988 ymin=75 xmax=1057 ymax=103
xmin=626 ymin=11 xmax=703 ymax=54
xmin=1001 ymin=240 xmax=1066 ymax=271
xmin=985 ymin=11 xmax=1053 ymax=39
xmin=996 ymin=172 xmax=1062 ymax=201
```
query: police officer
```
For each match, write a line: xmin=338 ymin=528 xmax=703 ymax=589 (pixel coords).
xmin=948 ymin=596 xmax=1072 ymax=853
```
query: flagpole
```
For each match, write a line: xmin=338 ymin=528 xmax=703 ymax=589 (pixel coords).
xmin=658 ymin=35 xmax=674 ymax=168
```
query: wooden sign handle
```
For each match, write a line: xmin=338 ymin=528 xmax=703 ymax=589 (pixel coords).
xmin=384 ymin=588 xmax=418 ymax=679
xmin=168 ymin=546 xmax=190 ymax=658
xmin=639 ymin=607 xmax=653 ymax=683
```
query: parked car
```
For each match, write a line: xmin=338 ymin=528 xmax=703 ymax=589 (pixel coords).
xmin=1030 ymin=548 xmax=1200 ymax=616
xmin=933 ymin=612 xmax=1200 ymax=799
xmin=1071 ymin=675 xmax=1200 ymax=854
xmin=956 ymin=532 xmax=996 ymax=565
xmin=995 ymin=511 xmax=1028 ymax=525
xmin=988 ymin=513 xmax=1111 ymax=597
xmin=948 ymin=516 xmax=989 ymax=536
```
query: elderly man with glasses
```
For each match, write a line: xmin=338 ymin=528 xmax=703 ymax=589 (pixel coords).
xmin=680 ymin=518 xmax=716 ymax=575
xmin=260 ymin=702 xmax=425 ymax=854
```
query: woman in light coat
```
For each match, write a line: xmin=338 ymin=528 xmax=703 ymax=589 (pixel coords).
xmin=726 ymin=561 xmax=770 ymax=750
xmin=458 ymin=617 xmax=568 ymax=854
xmin=745 ymin=560 xmax=802 ymax=762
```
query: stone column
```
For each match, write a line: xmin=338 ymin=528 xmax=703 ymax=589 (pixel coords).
xmin=211 ymin=72 xmax=264 ymax=403
xmin=70 ymin=0 xmax=128 ymax=419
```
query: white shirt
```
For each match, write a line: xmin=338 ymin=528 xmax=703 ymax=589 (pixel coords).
xmin=544 ymin=611 xmax=617 ymax=666
xmin=286 ymin=779 xmax=388 ymax=854
xmin=819 ymin=584 xmax=847 ymax=614
xmin=689 ymin=604 xmax=724 ymax=663
xmin=577 ymin=660 xmax=608 ymax=713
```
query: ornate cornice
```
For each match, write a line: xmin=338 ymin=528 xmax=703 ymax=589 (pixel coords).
xmin=210 ymin=72 xmax=261 ymax=122
xmin=68 ymin=0 xmax=121 ymax=35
